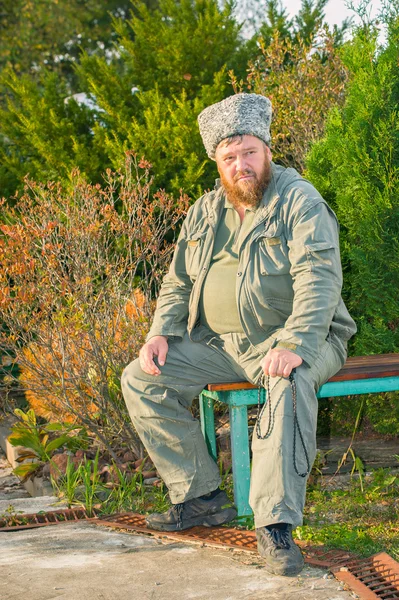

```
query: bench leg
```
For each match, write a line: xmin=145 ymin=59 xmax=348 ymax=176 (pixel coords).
xmin=230 ymin=404 xmax=252 ymax=517
xmin=199 ymin=392 xmax=217 ymax=462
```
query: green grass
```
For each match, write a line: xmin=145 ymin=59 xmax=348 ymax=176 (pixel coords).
xmin=100 ymin=471 xmax=171 ymax=517
xmin=54 ymin=456 xmax=172 ymax=517
xmin=298 ymin=468 xmax=399 ymax=559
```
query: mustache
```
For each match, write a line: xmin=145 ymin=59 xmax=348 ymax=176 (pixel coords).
xmin=234 ymin=169 xmax=256 ymax=183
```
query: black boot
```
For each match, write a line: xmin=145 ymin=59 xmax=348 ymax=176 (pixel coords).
xmin=146 ymin=489 xmax=237 ymax=532
xmin=256 ymin=523 xmax=304 ymax=576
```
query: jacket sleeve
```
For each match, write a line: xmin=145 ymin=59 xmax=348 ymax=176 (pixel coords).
xmin=273 ymin=200 xmax=343 ymax=366
xmin=145 ymin=209 xmax=194 ymax=342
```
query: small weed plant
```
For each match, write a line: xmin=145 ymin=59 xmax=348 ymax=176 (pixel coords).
xmin=78 ymin=451 xmax=103 ymax=517
xmin=52 ymin=455 xmax=83 ymax=507
xmin=54 ymin=455 xmax=171 ymax=517
xmin=102 ymin=464 xmax=146 ymax=515
xmin=0 ymin=504 xmax=28 ymax=528
xmin=9 ymin=408 xmax=88 ymax=480
xmin=52 ymin=450 xmax=106 ymax=516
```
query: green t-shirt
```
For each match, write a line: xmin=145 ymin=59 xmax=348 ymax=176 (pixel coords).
xmin=199 ymin=199 xmax=256 ymax=334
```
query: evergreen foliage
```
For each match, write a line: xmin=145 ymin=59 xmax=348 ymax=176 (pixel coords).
xmin=245 ymin=0 xmax=351 ymax=46
xmin=0 ymin=0 xmax=242 ymax=198
xmin=103 ymin=73 xmax=229 ymax=196
xmin=0 ymin=1 xmax=155 ymax=88
xmin=111 ymin=0 xmax=242 ymax=98
xmin=0 ymin=68 xmax=107 ymax=193
xmin=294 ymin=0 xmax=330 ymax=44
xmin=0 ymin=0 xmax=352 ymax=199
xmin=306 ymin=16 xmax=399 ymax=354
xmin=257 ymin=0 xmax=293 ymax=45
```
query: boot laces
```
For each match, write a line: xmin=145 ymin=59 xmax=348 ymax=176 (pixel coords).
xmin=269 ymin=527 xmax=291 ymax=550
xmin=172 ymin=502 xmax=184 ymax=530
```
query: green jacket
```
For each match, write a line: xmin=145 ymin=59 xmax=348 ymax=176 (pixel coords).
xmin=147 ymin=163 xmax=356 ymax=367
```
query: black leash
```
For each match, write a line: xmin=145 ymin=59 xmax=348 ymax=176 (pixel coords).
xmin=256 ymin=371 xmax=310 ymax=478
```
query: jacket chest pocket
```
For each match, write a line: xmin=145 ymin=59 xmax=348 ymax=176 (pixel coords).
xmin=257 ymin=233 xmax=291 ymax=276
xmin=186 ymin=232 xmax=206 ymax=278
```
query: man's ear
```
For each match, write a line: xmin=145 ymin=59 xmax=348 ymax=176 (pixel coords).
xmin=265 ymin=145 xmax=272 ymax=161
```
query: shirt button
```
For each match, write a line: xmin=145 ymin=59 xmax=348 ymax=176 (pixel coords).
xmin=237 ymin=272 xmax=242 ymax=277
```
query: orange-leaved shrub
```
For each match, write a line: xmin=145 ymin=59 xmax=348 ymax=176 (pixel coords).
xmin=19 ymin=289 xmax=150 ymax=423
xmin=0 ymin=153 xmax=189 ymax=459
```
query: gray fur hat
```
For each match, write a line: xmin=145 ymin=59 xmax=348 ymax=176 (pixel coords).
xmin=197 ymin=93 xmax=272 ymax=160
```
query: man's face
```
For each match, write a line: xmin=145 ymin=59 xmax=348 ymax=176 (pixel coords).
xmin=215 ymin=135 xmax=272 ymax=208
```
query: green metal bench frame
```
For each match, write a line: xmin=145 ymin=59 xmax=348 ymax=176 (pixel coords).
xmin=199 ymin=354 xmax=399 ymax=517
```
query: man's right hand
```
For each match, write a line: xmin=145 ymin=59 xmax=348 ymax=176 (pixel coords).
xmin=139 ymin=335 xmax=169 ymax=376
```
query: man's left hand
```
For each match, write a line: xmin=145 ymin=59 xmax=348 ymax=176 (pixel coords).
xmin=260 ymin=348 xmax=303 ymax=379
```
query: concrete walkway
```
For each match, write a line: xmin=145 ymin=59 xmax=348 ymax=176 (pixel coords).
xmin=0 ymin=521 xmax=356 ymax=600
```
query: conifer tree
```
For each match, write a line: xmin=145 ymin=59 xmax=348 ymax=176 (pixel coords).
xmin=294 ymin=0 xmax=329 ymax=44
xmin=0 ymin=0 xmax=243 ymax=197
xmin=0 ymin=68 xmax=108 ymax=196
xmin=257 ymin=0 xmax=293 ymax=45
xmin=107 ymin=0 xmax=242 ymax=99
xmin=0 ymin=1 xmax=154 ymax=87
xmin=109 ymin=72 xmax=230 ymax=196
xmin=244 ymin=0 xmax=351 ymax=48
xmin=306 ymin=15 xmax=399 ymax=354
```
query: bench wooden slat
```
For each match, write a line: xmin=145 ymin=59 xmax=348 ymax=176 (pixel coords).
xmin=206 ymin=354 xmax=399 ymax=392
xmin=338 ymin=355 xmax=399 ymax=366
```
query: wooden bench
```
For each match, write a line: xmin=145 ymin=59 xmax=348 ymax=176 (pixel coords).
xmin=199 ymin=354 xmax=399 ymax=517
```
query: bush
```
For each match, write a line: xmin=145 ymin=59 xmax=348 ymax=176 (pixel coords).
xmin=0 ymin=153 xmax=189 ymax=459
xmin=111 ymin=0 xmax=242 ymax=99
xmin=231 ymin=30 xmax=348 ymax=172
xmin=306 ymin=17 xmax=399 ymax=355
xmin=0 ymin=0 xmax=245 ymax=199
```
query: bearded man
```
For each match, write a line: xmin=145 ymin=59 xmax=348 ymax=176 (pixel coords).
xmin=121 ymin=93 xmax=356 ymax=576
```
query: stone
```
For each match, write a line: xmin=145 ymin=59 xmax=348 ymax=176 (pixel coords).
xmin=42 ymin=463 xmax=51 ymax=478
xmin=144 ymin=477 xmax=160 ymax=486
xmin=141 ymin=470 xmax=157 ymax=479
xmin=49 ymin=453 xmax=83 ymax=482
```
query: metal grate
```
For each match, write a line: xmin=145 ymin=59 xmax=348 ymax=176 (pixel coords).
xmin=301 ymin=546 xmax=358 ymax=569
xmin=97 ymin=512 xmax=357 ymax=568
xmin=98 ymin=513 xmax=258 ymax=551
xmin=0 ymin=507 xmax=99 ymax=531
xmin=332 ymin=553 xmax=399 ymax=599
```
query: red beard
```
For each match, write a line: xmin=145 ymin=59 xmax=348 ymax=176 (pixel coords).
xmin=219 ymin=159 xmax=272 ymax=209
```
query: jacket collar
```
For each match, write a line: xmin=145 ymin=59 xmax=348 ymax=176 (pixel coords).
xmin=203 ymin=181 xmax=225 ymax=228
xmin=252 ymin=162 xmax=281 ymax=227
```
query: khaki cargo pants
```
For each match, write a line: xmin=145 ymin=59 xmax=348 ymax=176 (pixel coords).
xmin=121 ymin=332 xmax=346 ymax=528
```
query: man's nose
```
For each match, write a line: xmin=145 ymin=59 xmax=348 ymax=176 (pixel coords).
xmin=235 ymin=154 xmax=248 ymax=172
